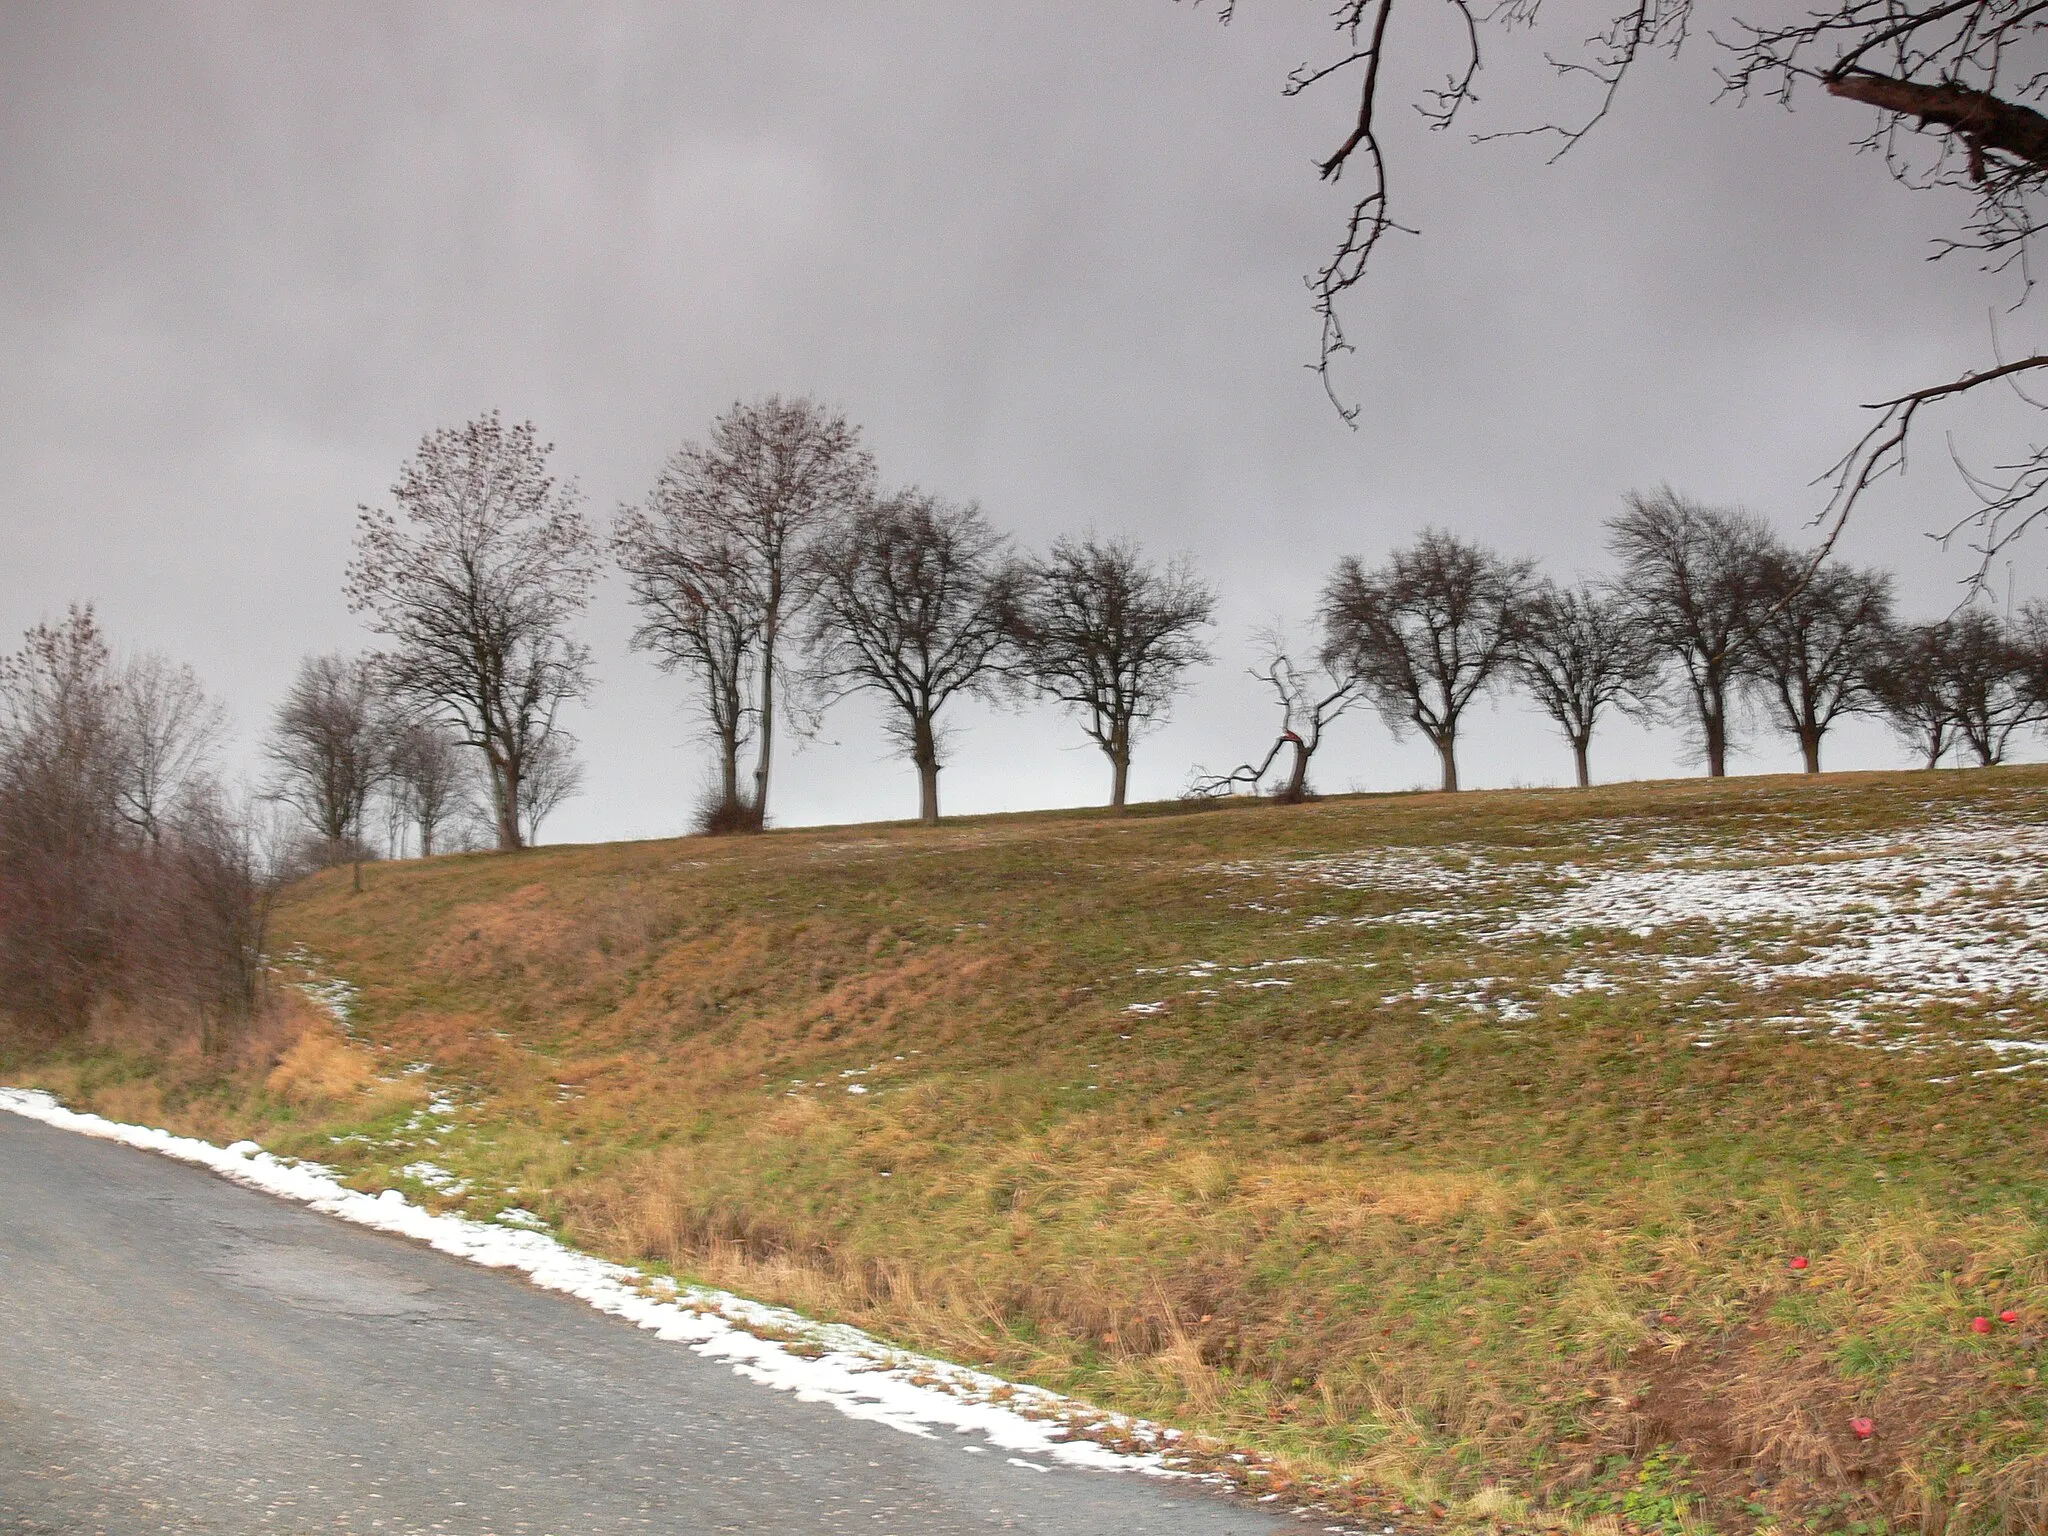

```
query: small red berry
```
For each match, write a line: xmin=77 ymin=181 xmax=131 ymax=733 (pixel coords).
xmin=2001 ymin=1310 xmax=2021 ymax=1325
xmin=1849 ymin=1417 xmax=1875 ymax=1439
xmin=1789 ymin=1256 xmax=1809 ymax=1270
xmin=1971 ymin=1316 xmax=1994 ymax=1334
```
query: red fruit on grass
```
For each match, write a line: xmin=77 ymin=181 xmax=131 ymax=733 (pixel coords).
xmin=1971 ymin=1316 xmax=1994 ymax=1334
xmin=1850 ymin=1417 xmax=1875 ymax=1440
xmin=1789 ymin=1257 xmax=1809 ymax=1270
xmin=2001 ymin=1310 xmax=2021 ymax=1325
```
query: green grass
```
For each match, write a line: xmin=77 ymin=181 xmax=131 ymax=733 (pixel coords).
xmin=10 ymin=767 xmax=2048 ymax=1535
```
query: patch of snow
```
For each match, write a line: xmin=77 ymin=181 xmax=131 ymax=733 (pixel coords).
xmin=400 ymin=1161 xmax=470 ymax=1196
xmin=276 ymin=944 xmax=359 ymax=1027
xmin=0 ymin=1088 xmax=1206 ymax=1484
xmin=1225 ymin=819 xmax=2048 ymax=1057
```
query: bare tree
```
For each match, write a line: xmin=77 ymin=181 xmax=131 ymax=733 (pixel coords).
xmin=1944 ymin=607 xmax=2039 ymax=765
xmin=1609 ymin=490 xmax=1772 ymax=778
xmin=1509 ymin=580 xmax=1660 ymax=788
xmin=0 ymin=607 xmax=124 ymax=1031
xmin=518 ymin=729 xmax=585 ymax=846
xmin=110 ymin=652 xmax=228 ymax=844
xmin=386 ymin=720 xmax=473 ymax=858
xmin=614 ymin=507 xmax=762 ymax=828
xmin=1012 ymin=536 xmax=1217 ymax=810
xmin=1208 ymin=2 xmax=2048 ymax=566
xmin=807 ymin=490 xmax=1019 ymax=826
xmin=1320 ymin=530 xmax=1531 ymax=792
xmin=266 ymin=654 xmax=387 ymax=887
xmin=635 ymin=397 xmax=873 ymax=828
xmin=1868 ymin=619 xmax=1961 ymax=768
xmin=1187 ymin=627 xmax=1363 ymax=803
xmin=1738 ymin=549 xmax=1894 ymax=773
xmin=347 ymin=412 xmax=598 ymax=852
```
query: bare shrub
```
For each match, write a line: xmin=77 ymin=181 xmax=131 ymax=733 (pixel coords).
xmin=691 ymin=779 xmax=762 ymax=837
xmin=0 ymin=608 xmax=288 ymax=1049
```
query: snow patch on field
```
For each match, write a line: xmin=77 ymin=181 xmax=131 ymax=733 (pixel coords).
xmin=1223 ymin=820 xmax=2048 ymax=1056
xmin=0 ymin=1088 xmax=1203 ymax=1482
xmin=276 ymin=943 xmax=359 ymax=1026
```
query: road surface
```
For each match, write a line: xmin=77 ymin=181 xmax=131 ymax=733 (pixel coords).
xmin=0 ymin=1111 xmax=1300 ymax=1535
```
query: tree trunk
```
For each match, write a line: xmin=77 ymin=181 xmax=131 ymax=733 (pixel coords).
xmin=418 ymin=819 xmax=434 ymax=859
xmin=1279 ymin=736 xmax=1310 ymax=803
xmin=1572 ymin=736 xmax=1591 ymax=789
xmin=1434 ymin=732 xmax=1459 ymax=793
xmin=1800 ymin=727 xmax=1823 ymax=775
xmin=1109 ymin=725 xmax=1130 ymax=811
xmin=719 ymin=726 xmax=741 ymax=812
xmin=1702 ymin=699 xmax=1728 ymax=778
xmin=753 ymin=606 xmax=777 ymax=823
xmin=913 ymin=713 xmax=940 ymax=826
xmin=497 ymin=758 xmax=523 ymax=851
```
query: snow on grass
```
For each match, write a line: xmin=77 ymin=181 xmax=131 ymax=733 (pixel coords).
xmin=1224 ymin=818 xmax=2048 ymax=1059
xmin=276 ymin=943 xmax=359 ymax=1027
xmin=399 ymin=1160 xmax=470 ymax=1196
xmin=0 ymin=1087 xmax=1213 ymax=1484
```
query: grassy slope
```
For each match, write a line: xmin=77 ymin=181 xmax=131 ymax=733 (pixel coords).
xmin=14 ymin=770 xmax=2048 ymax=1534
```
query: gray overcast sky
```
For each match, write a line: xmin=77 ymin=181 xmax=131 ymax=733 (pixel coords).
xmin=4 ymin=3 xmax=2040 ymax=841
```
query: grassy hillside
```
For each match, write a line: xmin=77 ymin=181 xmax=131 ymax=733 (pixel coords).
xmin=15 ymin=769 xmax=2048 ymax=1534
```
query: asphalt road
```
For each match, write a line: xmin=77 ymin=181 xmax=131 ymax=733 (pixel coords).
xmin=0 ymin=1112 xmax=1301 ymax=1536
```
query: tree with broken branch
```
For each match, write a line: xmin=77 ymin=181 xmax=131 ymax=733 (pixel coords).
xmin=1186 ymin=627 xmax=1364 ymax=804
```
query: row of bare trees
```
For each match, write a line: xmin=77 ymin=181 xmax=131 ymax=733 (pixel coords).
xmin=358 ymin=404 xmax=2048 ymax=828
xmin=0 ymin=608 xmax=279 ymax=1041
xmin=1199 ymin=488 xmax=2048 ymax=800
xmin=615 ymin=396 xmax=1220 ymax=827
xmin=263 ymin=653 xmax=584 ymax=884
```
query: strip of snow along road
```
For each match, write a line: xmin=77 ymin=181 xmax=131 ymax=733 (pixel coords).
xmin=0 ymin=1086 xmax=1193 ymax=1481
